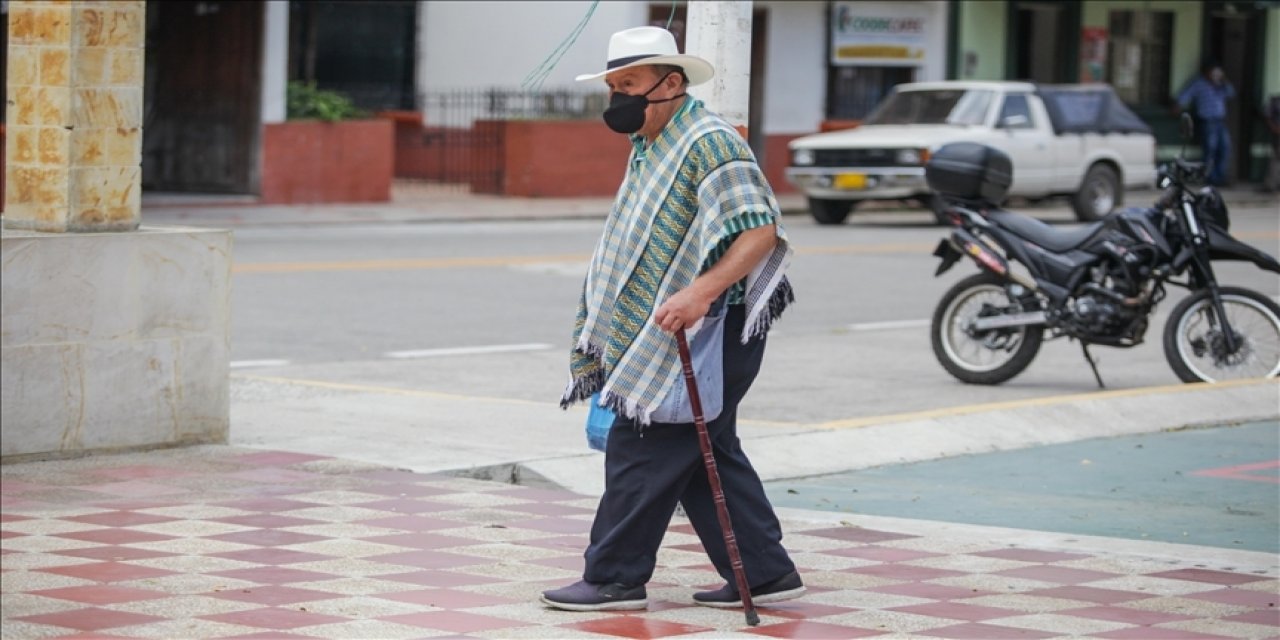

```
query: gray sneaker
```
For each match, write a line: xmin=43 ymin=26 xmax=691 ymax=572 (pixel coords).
xmin=692 ymin=570 xmax=805 ymax=608
xmin=541 ymin=580 xmax=648 ymax=611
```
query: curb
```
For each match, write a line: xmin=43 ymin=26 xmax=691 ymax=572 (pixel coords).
xmin=506 ymin=379 xmax=1279 ymax=496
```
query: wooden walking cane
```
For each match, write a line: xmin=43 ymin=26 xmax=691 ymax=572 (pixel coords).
xmin=675 ymin=329 xmax=760 ymax=626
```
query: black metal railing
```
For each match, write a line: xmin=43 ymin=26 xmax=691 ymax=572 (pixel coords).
xmin=404 ymin=88 xmax=604 ymax=191
xmin=421 ymin=88 xmax=605 ymax=126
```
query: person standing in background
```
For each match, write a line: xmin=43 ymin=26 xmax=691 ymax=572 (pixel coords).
xmin=1177 ymin=61 xmax=1236 ymax=187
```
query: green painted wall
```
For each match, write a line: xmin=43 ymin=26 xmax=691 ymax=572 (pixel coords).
xmin=956 ymin=0 xmax=1007 ymax=80
xmin=1080 ymin=0 xmax=1202 ymax=97
xmin=1266 ymin=9 xmax=1280 ymax=100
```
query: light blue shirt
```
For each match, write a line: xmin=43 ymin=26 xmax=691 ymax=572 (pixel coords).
xmin=1178 ymin=78 xmax=1235 ymax=120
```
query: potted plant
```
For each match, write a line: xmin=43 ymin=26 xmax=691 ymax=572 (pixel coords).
xmin=259 ymin=82 xmax=394 ymax=204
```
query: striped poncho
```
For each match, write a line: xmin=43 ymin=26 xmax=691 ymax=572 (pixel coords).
xmin=560 ymin=99 xmax=794 ymax=424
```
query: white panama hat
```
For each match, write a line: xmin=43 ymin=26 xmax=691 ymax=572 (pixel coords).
xmin=575 ymin=26 xmax=714 ymax=86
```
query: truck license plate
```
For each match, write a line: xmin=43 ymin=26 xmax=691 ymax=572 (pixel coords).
xmin=834 ymin=173 xmax=867 ymax=190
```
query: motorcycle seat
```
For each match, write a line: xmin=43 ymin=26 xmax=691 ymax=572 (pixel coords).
xmin=987 ymin=209 xmax=1108 ymax=253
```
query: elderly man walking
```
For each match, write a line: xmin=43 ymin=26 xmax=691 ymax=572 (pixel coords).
xmin=541 ymin=27 xmax=803 ymax=612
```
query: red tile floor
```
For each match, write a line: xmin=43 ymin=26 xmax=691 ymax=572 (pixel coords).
xmin=2 ymin=446 xmax=1277 ymax=638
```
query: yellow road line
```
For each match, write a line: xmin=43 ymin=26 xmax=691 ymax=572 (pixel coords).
xmin=233 ymin=374 xmax=1275 ymax=430
xmin=233 ymin=253 xmax=590 ymax=274
xmin=232 ymin=242 xmax=945 ymax=274
xmin=813 ymin=378 xmax=1278 ymax=430
xmin=1235 ymin=230 xmax=1280 ymax=241
xmin=232 ymin=373 xmax=550 ymax=407
xmin=230 ymin=229 xmax=1280 ymax=275
xmin=798 ymin=243 xmax=935 ymax=256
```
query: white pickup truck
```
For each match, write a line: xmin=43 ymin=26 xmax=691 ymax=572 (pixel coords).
xmin=786 ymin=81 xmax=1157 ymax=224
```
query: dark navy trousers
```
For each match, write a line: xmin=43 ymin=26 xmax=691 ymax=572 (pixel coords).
xmin=582 ymin=305 xmax=797 ymax=589
xmin=1200 ymin=117 xmax=1232 ymax=186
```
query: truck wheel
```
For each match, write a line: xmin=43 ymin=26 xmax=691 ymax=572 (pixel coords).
xmin=809 ymin=198 xmax=855 ymax=225
xmin=1072 ymin=164 xmax=1121 ymax=222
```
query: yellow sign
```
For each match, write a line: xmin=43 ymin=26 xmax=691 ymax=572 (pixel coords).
xmin=835 ymin=45 xmax=922 ymax=60
xmin=834 ymin=173 xmax=868 ymax=190
xmin=831 ymin=2 xmax=929 ymax=66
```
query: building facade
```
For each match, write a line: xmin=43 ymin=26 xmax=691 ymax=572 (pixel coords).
xmin=952 ymin=0 xmax=1280 ymax=182
xmin=4 ymin=0 xmax=1277 ymax=201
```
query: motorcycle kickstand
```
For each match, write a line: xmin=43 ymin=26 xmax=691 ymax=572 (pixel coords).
xmin=1080 ymin=343 xmax=1105 ymax=389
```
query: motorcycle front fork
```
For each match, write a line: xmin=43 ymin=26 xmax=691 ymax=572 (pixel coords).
xmin=1189 ymin=255 xmax=1241 ymax=355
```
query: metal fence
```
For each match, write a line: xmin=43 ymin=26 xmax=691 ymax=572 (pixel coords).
xmin=404 ymin=88 xmax=604 ymax=191
xmin=421 ymin=88 xmax=605 ymax=127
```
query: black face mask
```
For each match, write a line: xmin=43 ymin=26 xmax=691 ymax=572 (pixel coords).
xmin=603 ymin=72 xmax=686 ymax=134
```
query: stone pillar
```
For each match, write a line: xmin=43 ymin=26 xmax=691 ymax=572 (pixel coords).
xmin=3 ymin=0 xmax=230 ymax=461
xmin=4 ymin=0 xmax=144 ymax=232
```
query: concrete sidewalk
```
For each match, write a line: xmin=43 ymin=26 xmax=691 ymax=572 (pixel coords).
xmin=137 ymin=182 xmax=1277 ymax=228
xmin=6 ymin=186 xmax=1276 ymax=638
xmin=3 ymin=444 xmax=1276 ymax=639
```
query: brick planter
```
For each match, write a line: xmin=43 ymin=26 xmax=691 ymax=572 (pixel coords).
xmin=260 ymin=119 xmax=393 ymax=204
xmin=484 ymin=120 xmax=631 ymax=197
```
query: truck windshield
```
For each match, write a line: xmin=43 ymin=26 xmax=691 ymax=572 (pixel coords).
xmin=863 ymin=89 xmax=995 ymax=126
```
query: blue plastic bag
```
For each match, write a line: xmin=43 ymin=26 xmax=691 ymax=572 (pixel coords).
xmin=585 ymin=392 xmax=615 ymax=452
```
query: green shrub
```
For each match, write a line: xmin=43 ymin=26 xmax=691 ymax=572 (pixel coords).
xmin=287 ymin=81 xmax=365 ymax=122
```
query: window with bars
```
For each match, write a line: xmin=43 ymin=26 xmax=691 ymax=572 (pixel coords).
xmin=826 ymin=66 xmax=915 ymax=120
xmin=1107 ymin=10 xmax=1173 ymax=106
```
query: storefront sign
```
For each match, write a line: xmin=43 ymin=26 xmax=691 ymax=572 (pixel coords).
xmin=831 ymin=2 xmax=929 ymax=66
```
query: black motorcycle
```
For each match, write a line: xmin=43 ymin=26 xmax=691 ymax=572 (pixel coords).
xmin=925 ymin=135 xmax=1280 ymax=387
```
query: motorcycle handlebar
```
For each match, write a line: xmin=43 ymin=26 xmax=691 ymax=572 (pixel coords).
xmin=1154 ymin=188 xmax=1179 ymax=210
xmin=1154 ymin=158 xmax=1209 ymax=210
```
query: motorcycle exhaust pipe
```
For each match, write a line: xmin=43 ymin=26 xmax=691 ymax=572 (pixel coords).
xmin=951 ymin=229 xmax=1040 ymax=293
xmin=1081 ymin=283 xmax=1147 ymax=307
xmin=972 ymin=310 xmax=1048 ymax=331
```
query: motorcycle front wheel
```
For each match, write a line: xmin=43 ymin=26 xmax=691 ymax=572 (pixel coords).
xmin=931 ymin=273 xmax=1044 ymax=384
xmin=1163 ymin=287 xmax=1280 ymax=383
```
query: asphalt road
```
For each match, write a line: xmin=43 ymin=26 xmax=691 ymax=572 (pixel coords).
xmin=220 ymin=200 xmax=1278 ymax=544
xmin=227 ymin=202 xmax=1279 ymax=427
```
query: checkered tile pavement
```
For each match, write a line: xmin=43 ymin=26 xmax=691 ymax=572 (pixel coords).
xmin=3 ymin=446 xmax=1277 ymax=639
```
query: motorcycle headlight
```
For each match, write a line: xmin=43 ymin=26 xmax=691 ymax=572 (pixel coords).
xmin=792 ymin=148 xmax=815 ymax=166
xmin=896 ymin=148 xmax=927 ymax=165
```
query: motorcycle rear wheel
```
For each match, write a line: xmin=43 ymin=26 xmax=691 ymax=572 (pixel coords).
xmin=1163 ymin=287 xmax=1280 ymax=383
xmin=931 ymin=273 xmax=1044 ymax=384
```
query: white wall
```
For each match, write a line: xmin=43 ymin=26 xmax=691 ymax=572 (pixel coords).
xmin=919 ymin=1 xmax=950 ymax=83
xmin=758 ymin=1 xmax=948 ymax=135
xmin=414 ymin=0 xmax=945 ymax=134
xmin=759 ymin=0 xmax=826 ymax=134
xmin=418 ymin=1 xmax=645 ymax=93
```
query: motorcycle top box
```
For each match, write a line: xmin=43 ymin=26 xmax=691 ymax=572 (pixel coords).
xmin=925 ymin=142 xmax=1013 ymax=205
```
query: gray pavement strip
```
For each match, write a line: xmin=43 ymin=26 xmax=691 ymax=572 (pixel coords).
xmin=139 ymin=188 xmax=1278 ymax=229
xmin=765 ymin=420 xmax=1279 ymax=554
xmin=514 ymin=379 xmax=1279 ymax=497
xmin=773 ymin=507 xmax=1278 ymax=578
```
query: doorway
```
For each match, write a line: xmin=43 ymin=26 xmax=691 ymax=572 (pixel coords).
xmin=287 ymin=0 xmax=418 ymax=111
xmin=1009 ymin=1 xmax=1078 ymax=83
xmin=142 ymin=1 xmax=263 ymax=194
xmin=1205 ymin=3 xmax=1264 ymax=183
